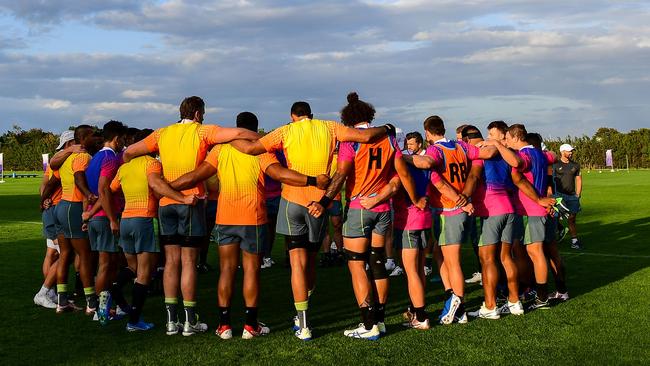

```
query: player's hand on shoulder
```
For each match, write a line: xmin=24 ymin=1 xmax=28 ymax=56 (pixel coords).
xmin=70 ymin=144 xmax=86 ymax=154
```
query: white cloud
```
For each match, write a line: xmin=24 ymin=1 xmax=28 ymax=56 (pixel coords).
xmin=121 ymin=89 xmax=155 ymax=99
xmin=41 ymin=99 xmax=71 ymax=109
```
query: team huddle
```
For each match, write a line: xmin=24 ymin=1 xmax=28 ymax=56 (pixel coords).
xmin=33 ymin=93 xmax=575 ymax=341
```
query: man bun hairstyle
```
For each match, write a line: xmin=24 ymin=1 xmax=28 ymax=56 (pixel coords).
xmin=341 ymin=92 xmax=376 ymax=127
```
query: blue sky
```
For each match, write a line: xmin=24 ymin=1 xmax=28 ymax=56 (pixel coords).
xmin=1 ymin=0 xmax=649 ymax=139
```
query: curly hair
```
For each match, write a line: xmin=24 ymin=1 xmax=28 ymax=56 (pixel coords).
xmin=340 ymin=92 xmax=375 ymax=126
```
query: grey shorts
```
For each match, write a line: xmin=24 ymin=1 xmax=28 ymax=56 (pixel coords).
xmin=556 ymin=193 xmax=581 ymax=214
xmin=429 ymin=211 xmax=442 ymax=242
xmin=54 ymin=200 xmax=87 ymax=239
xmin=327 ymin=200 xmax=342 ymax=217
xmin=42 ymin=206 xmax=58 ymax=240
xmin=394 ymin=229 xmax=430 ymax=250
xmin=343 ymin=208 xmax=391 ymax=239
xmin=216 ymin=224 xmax=268 ymax=254
xmin=158 ymin=200 xmax=207 ymax=247
xmin=523 ymin=216 xmax=547 ymax=244
xmin=120 ymin=217 xmax=159 ymax=254
xmin=266 ymin=196 xmax=281 ymax=217
xmin=89 ymin=216 xmax=119 ymax=253
xmin=438 ymin=212 xmax=470 ymax=246
xmin=276 ymin=198 xmax=328 ymax=243
xmin=479 ymin=214 xmax=515 ymax=246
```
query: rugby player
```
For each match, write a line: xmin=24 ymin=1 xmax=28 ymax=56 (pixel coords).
xmin=48 ymin=125 xmax=98 ymax=313
xmin=82 ymin=121 xmax=128 ymax=324
xmin=484 ymin=124 xmax=556 ymax=310
xmin=460 ymin=125 xmax=524 ymax=318
xmin=230 ymin=100 xmax=392 ymax=341
xmin=403 ymin=116 xmax=497 ymax=324
xmin=123 ymin=96 xmax=260 ymax=336
xmin=165 ymin=111 xmax=329 ymax=340
xmin=316 ymin=93 xmax=425 ymax=340
xmin=34 ymin=131 xmax=75 ymax=309
xmin=110 ymin=129 xmax=195 ymax=331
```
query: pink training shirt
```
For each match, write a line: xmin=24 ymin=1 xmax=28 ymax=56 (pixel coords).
xmin=515 ymin=148 xmax=555 ymax=217
xmin=471 ymin=159 xmax=515 ymax=217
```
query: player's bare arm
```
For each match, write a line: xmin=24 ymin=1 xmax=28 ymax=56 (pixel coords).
xmin=230 ymin=139 xmax=267 ymax=156
xmin=122 ymin=140 xmax=152 ymax=163
xmin=148 ymin=172 xmax=197 ymax=205
xmin=48 ymin=144 xmax=85 ymax=170
xmin=485 ymin=139 xmax=523 ymax=169
xmin=394 ymin=156 xmax=427 ymax=210
xmin=170 ymin=162 xmax=216 ymax=191
xmin=265 ymin=163 xmax=330 ymax=189
xmin=462 ymin=164 xmax=483 ymax=198
xmin=359 ymin=176 xmax=401 ymax=210
xmin=511 ymin=170 xmax=555 ymax=208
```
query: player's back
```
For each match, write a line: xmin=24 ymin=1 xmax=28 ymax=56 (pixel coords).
xmin=60 ymin=152 xmax=92 ymax=202
xmin=279 ymin=119 xmax=337 ymax=206
xmin=117 ymin=156 xmax=159 ymax=218
xmin=213 ymin=144 xmax=270 ymax=226
xmin=156 ymin=122 xmax=212 ymax=204
xmin=343 ymin=135 xmax=398 ymax=204
xmin=428 ymin=140 xmax=469 ymax=211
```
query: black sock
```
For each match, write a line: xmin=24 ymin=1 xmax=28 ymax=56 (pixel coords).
xmin=219 ymin=306 xmax=231 ymax=326
xmin=74 ymin=272 xmax=83 ymax=294
xmin=425 ymin=256 xmax=433 ymax=268
xmin=375 ymin=303 xmax=386 ymax=323
xmin=555 ymin=276 xmax=568 ymax=293
xmin=361 ymin=306 xmax=374 ymax=330
xmin=414 ymin=306 xmax=428 ymax=322
xmin=457 ymin=302 xmax=466 ymax=315
xmin=445 ymin=289 xmax=453 ymax=299
xmin=245 ymin=307 xmax=258 ymax=327
xmin=111 ymin=267 xmax=136 ymax=308
xmin=128 ymin=282 xmax=148 ymax=324
xmin=408 ymin=302 xmax=414 ymax=314
xmin=536 ymin=283 xmax=548 ymax=301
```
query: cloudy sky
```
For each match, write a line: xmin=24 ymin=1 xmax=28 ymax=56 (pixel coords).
xmin=1 ymin=0 xmax=648 ymax=138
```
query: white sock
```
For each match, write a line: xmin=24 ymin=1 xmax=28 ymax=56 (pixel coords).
xmin=386 ymin=258 xmax=395 ymax=265
xmin=38 ymin=285 xmax=49 ymax=296
xmin=571 ymin=238 xmax=578 ymax=243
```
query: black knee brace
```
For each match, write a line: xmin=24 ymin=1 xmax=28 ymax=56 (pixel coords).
xmin=369 ymin=247 xmax=388 ymax=280
xmin=286 ymin=234 xmax=310 ymax=251
xmin=344 ymin=249 xmax=368 ymax=261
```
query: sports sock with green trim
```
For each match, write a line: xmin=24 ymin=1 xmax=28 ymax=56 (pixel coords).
xmin=165 ymin=298 xmax=178 ymax=323
xmin=84 ymin=287 xmax=98 ymax=309
xmin=128 ymin=282 xmax=148 ymax=324
xmin=184 ymin=300 xmax=197 ymax=324
xmin=57 ymin=284 xmax=68 ymax=305
xmin=295 ymin=301 xmax=308 ymax=329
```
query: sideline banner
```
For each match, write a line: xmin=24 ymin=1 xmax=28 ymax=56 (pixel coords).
xmin=42 ymin=154 xmax=49 ymax=172
xmin=605 ymin=149 xmax=613 ymax=167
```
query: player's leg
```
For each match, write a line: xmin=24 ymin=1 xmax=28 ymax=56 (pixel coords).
xmin=525 ymin=217 xmax=550 ymax=309
xmin=465 ymin=217 xmax=483 ymax=285
xmin=438 ymin=213 xmax=468 ymax=325
xmin=543 ymin=217 xmax=569 ymax=301
xmin=343 ymin=236 xmax=378 ymax=339
xmin=400 ymin=230 xmax=429 ymax=329
xmin=216 ymin=236 xmax=240 ymax=339
xmin=177 ymin=201 xmax=207 ymax=336
xmin=125 ymin=218 xmax=159 ymax=332
xmin=369 ymin=211 xmax=391 ymax=332
xmin=240 ymin=224 xmax=270 ymax=339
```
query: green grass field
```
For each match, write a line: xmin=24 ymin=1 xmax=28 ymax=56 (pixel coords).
xmin=0 ymin=171 xmax=649 ymax=365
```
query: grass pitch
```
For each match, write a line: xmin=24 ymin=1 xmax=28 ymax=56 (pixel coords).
xmin=0 ymin=171 xmax=649 ymax=365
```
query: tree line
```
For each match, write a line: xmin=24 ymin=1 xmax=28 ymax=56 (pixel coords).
xmin=0 ymin=125 xmax=648 ymax=171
